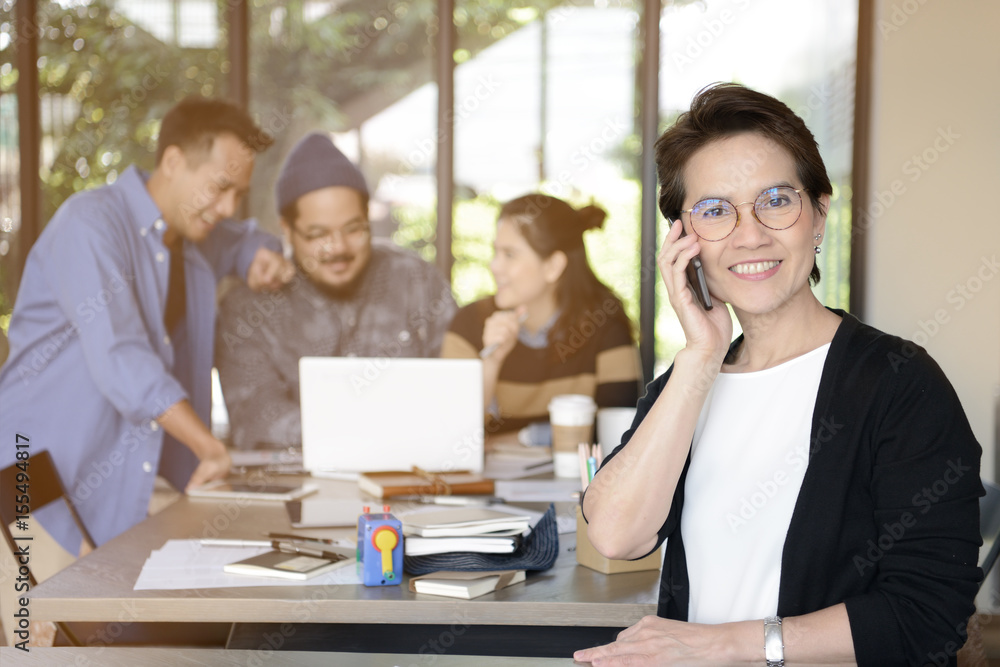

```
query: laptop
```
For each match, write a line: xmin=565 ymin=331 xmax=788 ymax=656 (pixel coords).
xmin=299 ymin=357 xmax=485 ymax=475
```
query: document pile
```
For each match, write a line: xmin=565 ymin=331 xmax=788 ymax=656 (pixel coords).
xmin=401 ymin=507 xmax=530 ymax=557
xmin=402 ymin=504 xmax=560 ymax=576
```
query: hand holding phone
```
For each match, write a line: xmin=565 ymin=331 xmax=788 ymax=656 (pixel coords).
xmin=669 ymin=220 xmax=713 ymax=311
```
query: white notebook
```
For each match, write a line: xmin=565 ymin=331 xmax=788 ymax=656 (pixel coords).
xmin=400 ymin=507 xmax=530 ymax=538
xmin=411 ymin=570 xmax=526 ymax=599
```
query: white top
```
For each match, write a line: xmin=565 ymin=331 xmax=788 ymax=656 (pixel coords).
xmin=682 ymin=343 xmax=831 ymax=624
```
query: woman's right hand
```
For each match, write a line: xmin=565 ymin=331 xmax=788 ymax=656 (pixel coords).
xmin=658 ymin=221 xmax=732 ymax=362
xmin=481 ymin=306 xmax=524 ymax=362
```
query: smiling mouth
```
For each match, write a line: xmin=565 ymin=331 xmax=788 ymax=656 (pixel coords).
xmin=730 ymin=260 xmax=781 ymax=275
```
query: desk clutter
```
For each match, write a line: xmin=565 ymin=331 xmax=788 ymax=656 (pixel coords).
xmin=133 ymin=539 xmax=362 ymax=590
xmin=401 ymin=504 xmax=560 ymax=576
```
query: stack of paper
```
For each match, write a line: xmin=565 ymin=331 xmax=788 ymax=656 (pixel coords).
xmin=132 ymin=540 xmax=362 ymax=590
xmin=400 ymin=507 xmax=530 ymax=557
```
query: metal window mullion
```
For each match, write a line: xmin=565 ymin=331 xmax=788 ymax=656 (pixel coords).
xmin=435 ymin=0 xmax=455 ymax=282
xmin=638 ymin=0 xmax=661 ymax=382
xmin=15 ymin=0 xmax=40 ymax=285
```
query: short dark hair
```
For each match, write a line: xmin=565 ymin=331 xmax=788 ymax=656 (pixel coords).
xmin=499 ymin=194 xmax=634 ymax=359
xmin=155 ymin=96 xmax=274 ymax=166
xmin=654 ymin=83 xmax=831 ymax=285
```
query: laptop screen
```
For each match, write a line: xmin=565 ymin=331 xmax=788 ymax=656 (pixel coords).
xmin=299 ymin=357 xmax=485 ymax=474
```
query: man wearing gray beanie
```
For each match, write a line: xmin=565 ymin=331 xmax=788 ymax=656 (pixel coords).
xmin=215 ymin=132 xmax=457 ymax=450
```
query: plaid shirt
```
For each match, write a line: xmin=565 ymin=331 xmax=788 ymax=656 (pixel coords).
xmin=216 ymin=240 xmax=456 ymax=449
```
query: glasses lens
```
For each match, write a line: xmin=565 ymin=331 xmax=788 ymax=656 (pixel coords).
xmin=754 ymin=187 xmax=802 ymax=230
xmin=689 ymin=199 xmax=737 ymax=241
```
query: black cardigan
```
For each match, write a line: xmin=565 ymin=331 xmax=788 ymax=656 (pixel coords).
xmin=603 ymin=310 xmax=983 ymax=666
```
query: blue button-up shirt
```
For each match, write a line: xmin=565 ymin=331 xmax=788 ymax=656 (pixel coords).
xmin=0 ymin=165 xmax=280 ymax=549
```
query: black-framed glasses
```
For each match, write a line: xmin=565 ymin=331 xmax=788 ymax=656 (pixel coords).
xmin=291 ymin=221 xmax=370 ymax=246
xmin=681 ymin=186 xmax=806 ymax=242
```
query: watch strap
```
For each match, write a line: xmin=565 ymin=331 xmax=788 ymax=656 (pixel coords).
xmin=764 ymin=615 xmax=784 ymax=667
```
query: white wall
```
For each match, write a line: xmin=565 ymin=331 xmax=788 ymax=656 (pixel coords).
xmin=868 ymin=0 xmax=1000 ymax=478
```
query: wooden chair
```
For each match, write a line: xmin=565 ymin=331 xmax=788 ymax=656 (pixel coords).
xmin=0 ymin=449 xmax=96 ymax=646
xmin=0 ymin=450 xmax=230 ymax=648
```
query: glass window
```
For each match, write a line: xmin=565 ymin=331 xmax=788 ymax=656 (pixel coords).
xmin=451 ymin=1 xmax=643 ymax=316
xmin=36 ymin=0 xmax=228 ymax=224
xmin=656 ymin=0 xmax=857 ymax=366
xmin=248 ymin=0 xmax=438 ymax=248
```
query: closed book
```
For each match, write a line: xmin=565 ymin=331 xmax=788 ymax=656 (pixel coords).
xmin=358 ymin=471 xmax=495 ymax=499
xmin=404 ymin=534 xmax=521 ymax=556
xmin=401 ymin=507 xmax=531 ymax=538
xmin=224 ymin=549 xmax=352 ymax=581
xmin=410 ymin=570 xmax=526 ymax=599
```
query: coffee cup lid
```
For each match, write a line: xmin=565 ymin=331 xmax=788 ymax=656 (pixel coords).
xmin=547 ymin=394 xmax=596 ymax=411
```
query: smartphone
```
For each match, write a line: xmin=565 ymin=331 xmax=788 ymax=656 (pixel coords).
xmin=669 ymin=220 xmax=713 ymax=310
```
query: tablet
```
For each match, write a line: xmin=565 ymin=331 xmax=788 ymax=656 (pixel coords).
xmin=285 ymin=497 xmax=368 ymax=528
xmin=187 ymin=479 xmax=319 ymax=501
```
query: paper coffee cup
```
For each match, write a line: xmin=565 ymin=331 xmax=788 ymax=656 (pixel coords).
xmin=548 ymin=394 xmax=597 ymax=478
xmin=597 ymin=407 xmax=637 ymax=451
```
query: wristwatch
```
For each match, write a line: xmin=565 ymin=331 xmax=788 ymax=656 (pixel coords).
xmin=764 ymin=616 xmax=784 ymax=667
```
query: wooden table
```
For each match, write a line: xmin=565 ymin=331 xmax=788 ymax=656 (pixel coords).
xmin=28 ymin=476 xmax=659 ymax=656
xmin=1 ymin=647 xmax=583 ymax=666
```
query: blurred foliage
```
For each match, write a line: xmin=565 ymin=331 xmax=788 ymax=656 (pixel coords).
xmin=0 ymin=0 xmax=851 ymax=363
xmin=32 ymin=0 xmax=228 ymax=223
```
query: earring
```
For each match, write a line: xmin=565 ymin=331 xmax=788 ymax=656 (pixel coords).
xmin=814 ymin=246 xmax=822 ymax=254
xmin=814 ymin=234 xmax=822 ymax=241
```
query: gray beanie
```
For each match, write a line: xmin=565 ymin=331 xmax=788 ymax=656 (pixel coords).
xmin=275 ymin=132 xmax=369 ymax=214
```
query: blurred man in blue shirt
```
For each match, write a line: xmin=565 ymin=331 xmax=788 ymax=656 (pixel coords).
xmin=0 ymin=97 xmax=292 ymax=551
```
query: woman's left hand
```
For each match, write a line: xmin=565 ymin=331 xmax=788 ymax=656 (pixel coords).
xmin=573 ymin=616 xmax=734 ymax=666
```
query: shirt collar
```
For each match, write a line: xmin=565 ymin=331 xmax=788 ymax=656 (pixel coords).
xmin=117 ymin=165 xmax=169 ymax=241
xmin=518 ymin=309 xmax=560 ymax=349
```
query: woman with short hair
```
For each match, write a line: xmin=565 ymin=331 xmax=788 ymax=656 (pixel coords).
xmin=576 ymin=83 xmax=982 ymax=666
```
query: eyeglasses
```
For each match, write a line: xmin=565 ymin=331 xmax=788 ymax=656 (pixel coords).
xmin=292 ymin=221 xmax=370 ymax=246
xmin=681 ymin=186 xmax=806 ymax=242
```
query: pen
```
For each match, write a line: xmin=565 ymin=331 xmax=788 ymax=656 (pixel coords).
xmin=579 ymin=443 xmax=590 ymax=490
xmin=271 ymin=540 xmax=349 ymax=562
xmin=200 ymin=539 xmax=272 ymax=548
xmin=265 ymin=532 xmax=335 ymax=545
xmin=586 ymin=456 xmax=598 ymax=483
xmin=393 ymin=495 xmax=504 ymax=506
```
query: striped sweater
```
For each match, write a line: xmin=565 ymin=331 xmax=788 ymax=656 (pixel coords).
xmin=441 ymin=297 xmax=642 ymax=433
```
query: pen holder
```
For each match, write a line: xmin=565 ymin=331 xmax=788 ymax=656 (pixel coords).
xmin=358 ymin=506 xmax=404 ymax=586
xmin=575 ymin=505 xmax=663 ymax=574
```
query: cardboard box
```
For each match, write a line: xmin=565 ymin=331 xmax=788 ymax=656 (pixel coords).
xmin=575 ymin=505 xmax=663 ymax=574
